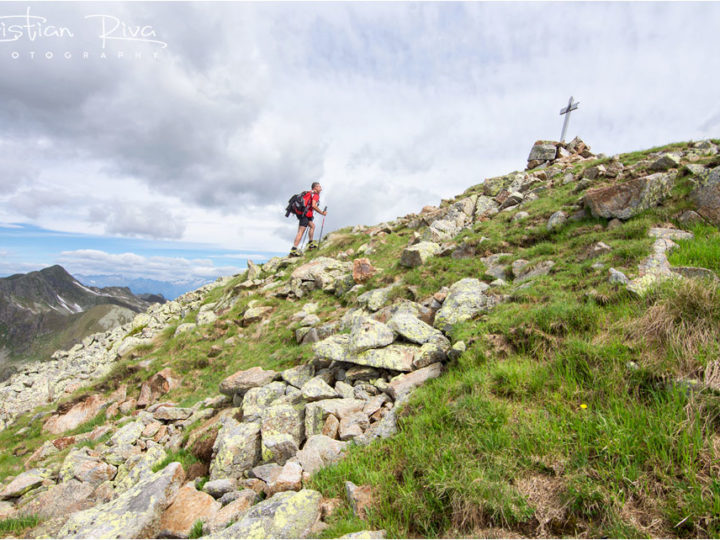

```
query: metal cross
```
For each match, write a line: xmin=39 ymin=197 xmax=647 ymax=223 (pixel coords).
xmin=559 ymin=96 xmax=579 ymax=143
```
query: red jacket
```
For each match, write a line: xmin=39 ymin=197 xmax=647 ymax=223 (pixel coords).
xmin=302 ymin=191 xmax=320 ymax=218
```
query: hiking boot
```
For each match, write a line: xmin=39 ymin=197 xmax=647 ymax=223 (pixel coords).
xmin=289 ymin=247 xmax=301 ymax=257
xmin=307 ymin=241 xmax=319 ymax=250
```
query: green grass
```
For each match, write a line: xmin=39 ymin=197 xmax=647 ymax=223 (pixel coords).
xmin=668 ymin=223 xmax=720 ymax=274
xmin=189 ymin=520 xmax=205 ymax=539
xmin=0 ymin=515 xmax=41 ymax=534
xmin=151 ymin=448 xmax=200 ymax=473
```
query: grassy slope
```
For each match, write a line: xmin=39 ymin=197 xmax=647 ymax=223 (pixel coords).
xmin=1 ymin=140 xmax=719 ymax=538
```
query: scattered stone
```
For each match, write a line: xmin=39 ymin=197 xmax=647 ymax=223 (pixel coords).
xmin=387 ymin=363 xmax=444 ymax=401
xmin=136 ymin=368 xmax=183 ymax=409
xmin=433 ymin=278 xmax=490 ymax=332
xmin=59 ymin=448 xmax=117 ymax=486
xmin=609 ymin=268 xmax=630 ymax=285
xmin=210 ymin=418 xmax=261 ymax=481
xmin=219 ymin=367 xmax=278 ymax=397
xmin=345 ymin=481 xmax=375 ymax=519
xmin=158 ymin=483 xmax=220 ymax=538
xmin=447 ymin=341 xmax=466 ymax=362
xmin=301 ymin=377 xmax=339 ymax=402
xmin=649 ymin=153 xmax=681 ymax=171
xmin=691 ymin=169 xmax=720 ymax=225
xmin=512 ymin=211 xmax=530 ymax=222
xmin=14 ymin=479 xmax=95 ymax=520
xmin=584 ymin=241 xmax=612 ymax=260
xmin=352 ymin=258 xmax=376 ymax=283
xmin=296 ymin=436 xmax=348 ymax=475
xmin=339 ymin=531 xmax=387 ymax=539
xmin=203 ymin=478 xmax=237 ymax=499
xmin=153 ymin=406 xmax=193 ymax=422
xmin=267 ymin=461 xmax=303 ymax=495
xmin=357 ymin=285 xmax=396 ymax=312
xmin=400 ymin=242 xmax=441 ymax=268
xmin=387 ymin=313 xmax=446 ymax=346
xmin=546 ymin=210 xmax=567 ymax=231
xmin=677 ymin=210 xmax=704 ymax=226
xmin=242 ymin=306 xmax=273 ymax=326
xmin=282 ymin=364 xmax=316 ymax=389
xmin=205 ymin=489 xmax=259 ymax=534
xmin=514 ymin=260 xmax=555 ymax=283
xmin=339 ymin=412 xmax=370 ymax=441
xmin=109 ymin=420 xmax=144 ymax=447
xmin=58 ymin=462 xmax=186 ymax=539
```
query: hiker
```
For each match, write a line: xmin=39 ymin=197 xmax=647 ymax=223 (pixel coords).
xmin=290 ymin=182 xmax=327 ymax=257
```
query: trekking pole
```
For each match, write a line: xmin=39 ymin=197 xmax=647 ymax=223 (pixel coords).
xmin=318 ymin=206 xmax=328 ymax=247
xmin=299 ymin=226 xmax=309 ymax=251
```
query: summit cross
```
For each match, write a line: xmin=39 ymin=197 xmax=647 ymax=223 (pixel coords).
xmin=559 ymin=96 xmax=579 ymax=143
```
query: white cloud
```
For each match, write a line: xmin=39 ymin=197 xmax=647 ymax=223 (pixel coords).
xmin=57 ymin=249 xmax=242 ymax=282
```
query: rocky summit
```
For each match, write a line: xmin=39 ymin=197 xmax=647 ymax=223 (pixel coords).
xmin=0 ymin=138 xmax=719 ymax=539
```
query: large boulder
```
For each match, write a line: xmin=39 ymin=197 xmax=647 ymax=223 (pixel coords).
xmin=59 ymin=448 xmax=117 ymax=486
xmin=357 ymin=286 xmax=396 ymax=312
xmin=528 ymin=143 xmax=557 ymax=162
xmin=313 ymin=336 xmax=417 ymax=371
xmin=210 ymin=419 xmax=261 ymax=481
xmin=474 ymin=195 xmax=500 ymax=218
xmin=348 ymin=320 xmax=395 ymax=353
xmin=57 ymin=462 xmax=185 ymax=539
xmin=400 ymin=242 xmax=441 ymax=268
xmin=296 ymin=436 xmax=348 ymax=475
xmin=210 ymin=489 xmax=322 ymax=539
xmin=281 ymin=365 xmax=315 ymax=389
xmin=242 ymin=382 xmax=287 ymax=420
xmin=219 ymin=367 xmax=278 ymax=397
xmin=15 ymin=479 xmax=95 ymax=520
xmin=691 ymin=167 xmax=720 ymax=225
xmin=43 ymin=395 xmax=106 ymax=435
xmin=113 ymin=444 xmax=168 ymax=493
xmin=158 ymin=483 xmax=221 ymax=538
xmin=261 ymin=404 xmax=305 ymax=464
xmin=0 ymin=469 xmax=49 ymax=500
xmin=433 ymin=278 xmax=491 ymax=332
xmin=583 ymin=172 xmax=676 ymax=220
xmin=387 ymin=313 xmax=447 ymax=346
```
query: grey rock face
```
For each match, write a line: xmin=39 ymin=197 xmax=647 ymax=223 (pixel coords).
xmin=400 ymin=242 xmax=441 ymax=268
xmin=546 ymin=211 xmax=567 ymax=231
xmin=584 ymin=172 xmax=676 ymax=220
xmin=210 ymin=418 xmax=261 ymax=481
xmin=433 ymin=278 xmax=490 ymax=332
xmin=528 ymin=143 xmax=557 ymax=162
xmin=210 ymin=489 xmax=322 ymax=539
xmin=57 ymin=462 xmax=185 ymax=539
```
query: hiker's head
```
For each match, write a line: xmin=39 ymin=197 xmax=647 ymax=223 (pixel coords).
xmin=311 ymin=181 xmax=322 ymax=193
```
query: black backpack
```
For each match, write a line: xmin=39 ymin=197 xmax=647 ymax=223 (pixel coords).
xmin=285 ymin=191 xmax=310 ymax=217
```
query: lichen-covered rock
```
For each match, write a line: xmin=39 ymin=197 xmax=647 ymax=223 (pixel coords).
xmin=691 ymin=167 xmax=720 ymax=225
xmin=546 ymin=210 xmax=567 ymax=231
xmin=301 ymin=377 xmax=339 ymax=402
xmin=14 ymin=479 xmax=95 ymax=520
xmin=0 ymin=469 xmax=49 ymax=500
xmin=243 ymin=306 xmax=273 ymax=326
xmin=352 ymin=344 xmax=418 ymax=372
xmin=203 ymin=478 xmax=236 ymax=498
xmin=357 ymin=286 xmax=396 ymax=312
xmin=400 ymin=242 xmax=441 ymax=268
xmin=57 ymin=462 xmax=185 ymax=539
xmin=649 ymin=153 xmax=681 ymax=171
xmin=282 ymin=365 xmax=315 ymax=389
xmin=59 ymin=448 xmax=117 ymax=486
xmin=108 ymin=420 xmax=144 ymax=447
xmin=266 ymin=461 xmax=303 ymax=495
xmin=261 ymin=404 xmax=304 ymax=464
xmin=387 ymin=363 xmax=444 ymax=401
xmin=348 ymin=320 xmax=395 ymax=353
xmin=296 ymin=436 xmax=348 ymax=475
xmin=209 ymin=489 xmax=322 ymax=539
xmin=114 ymin=443 xmax=167 ymax=492
xmin=153 ymin=406 xmax=193 ymax=422
xmin=210 ymin=419 xmax=261 ymax=481
xmin=474 ymin=195 xmax=500 ymax=218
xmin=387 ymin=313 xmax=446 ymax=346
xmin=242 ymin=382 xmax=287 ymax=420
xmin=219 ymin=367 xmax=278 ymax=397
xmin=339 ymin=530 xmax=387 ymax=539
xmin=433 ymin=278 xmax=490 ymax=332
xmin=305 ymin=399 xmax=365 ymax=438
xmin=584 ymin=172 xmax=676 ymax=220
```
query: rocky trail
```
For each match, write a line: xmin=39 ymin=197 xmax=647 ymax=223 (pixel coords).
xmin=1 ymin=137 xmax=719 ymax=538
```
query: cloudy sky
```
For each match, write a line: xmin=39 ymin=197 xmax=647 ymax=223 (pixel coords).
xmin=1 ymin=1 xmax=719 ymax=290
